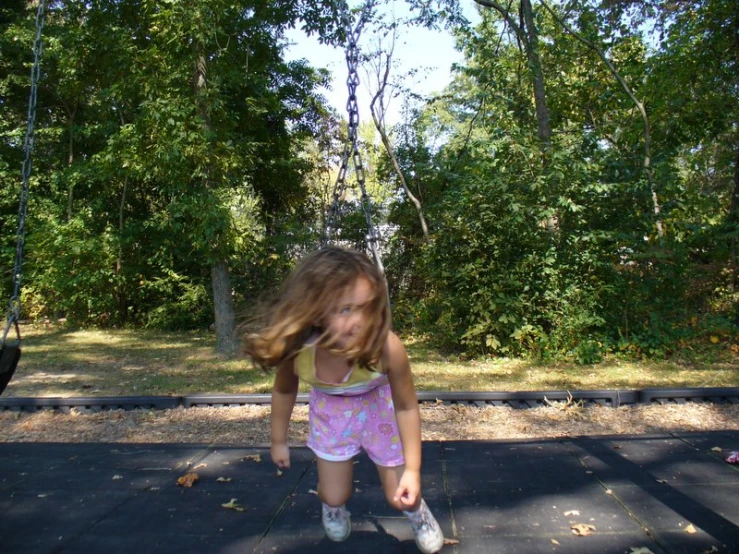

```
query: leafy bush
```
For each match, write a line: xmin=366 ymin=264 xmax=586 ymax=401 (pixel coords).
xmin=142 ymin=270 xmax=211 ymax=330
xmin=26 ymin=214 xmax=123 ymax=325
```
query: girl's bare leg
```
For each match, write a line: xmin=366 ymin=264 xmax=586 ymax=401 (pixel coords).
xmin=316 ymin=458 xmax=354 ymax=506
xmin=376 ymin=463 xmax=444 ymax=554
xmin=317 ymin=458 xmax=355 ymax=542
xmin=375 ymin=463 xmax=421 ymax=512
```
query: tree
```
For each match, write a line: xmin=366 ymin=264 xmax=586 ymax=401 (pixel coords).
xmin=1 ymin=0 xmax=343 ymax=351
xmin=474 ymin=0 xmax=552 ymax=149
xmin=393 ymin=0 xmax=737 ymax=357
xmin=541 ymin=0 xmax=664 ymax=239
xmin=644 ymin=0 xmax=739 ymax=295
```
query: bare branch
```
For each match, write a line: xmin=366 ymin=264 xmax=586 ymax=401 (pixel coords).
xmin=367 ymin=29 xmax=431 ymax=244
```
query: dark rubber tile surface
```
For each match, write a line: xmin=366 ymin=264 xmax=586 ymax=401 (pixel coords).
xmin=1 ymin=432 xmax=738 ymax=553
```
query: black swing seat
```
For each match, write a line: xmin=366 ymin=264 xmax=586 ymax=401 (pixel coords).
xmin=0 ymin=343 xmax=21 ymax=395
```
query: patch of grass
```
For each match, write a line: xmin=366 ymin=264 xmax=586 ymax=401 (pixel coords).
xmin=4 ymin=325 xmax=738 ymax=398
xmin=8 ymin=326 xmax=273 ymax=397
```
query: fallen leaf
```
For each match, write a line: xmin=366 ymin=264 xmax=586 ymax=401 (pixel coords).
xmin=216 ymin=477 xmax=232 ymax=483
xmin=564 ymin=510 xmax=580 ymax=516
xmin=193 ymin=463 xmax=207 ymax=470
xmin=710 ymin=447 xmax=723 ymax=453
xmin=551 ymin=539 xmax=561 ymax=545
xmin=221 ymin=498 xmax=245 ymax=512
xmin=685 ymin=523 xmax=697 ymax=534
xmin=571 ymin=523 xmax=596 ymax=536
xmin=443 ymin=538 xmax=460 ymax=545
xmin=710 ymin=336 xmax=720 ymax=344
xmin=243 ymin=454 xmax=262 ymax=463
xmin=176 ymin=473 xmax=199 ymax=488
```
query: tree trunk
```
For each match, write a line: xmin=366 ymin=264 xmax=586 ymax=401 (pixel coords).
xmin=211 ymin=260 xmax=238 ymax=357
xmin=475 ymin=0 xmax=551 ymax=149
xmin=115 ymin=175 xmax=128 ymax=324
xmin=520 ymin=0 xmax=551 ymax=148
xmin=65 ymin=105 xmax=77 ymax=221
xmin=729 ymin=142 xmax=739 ymax=294
xmin=194 ymin=49 xmax=238 ymax=357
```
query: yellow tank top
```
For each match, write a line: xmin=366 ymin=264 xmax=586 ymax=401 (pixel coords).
xmin=294 ymin=341 xmax=388 ymax=396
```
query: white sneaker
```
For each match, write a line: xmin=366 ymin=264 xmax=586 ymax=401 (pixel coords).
xmin=322 ymin=503 xmax=351 ymax=542
xmin=406 ymin=499 xmax=444 ymax=553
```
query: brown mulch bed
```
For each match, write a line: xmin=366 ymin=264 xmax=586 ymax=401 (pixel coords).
xmin=2 ymin=403 xmax=738 ymax=445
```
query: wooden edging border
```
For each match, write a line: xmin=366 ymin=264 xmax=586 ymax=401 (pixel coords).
xmin=1 ymin=388 xmax=738 ymax=413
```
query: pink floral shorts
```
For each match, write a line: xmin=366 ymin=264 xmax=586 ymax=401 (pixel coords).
xmin=307 ymin=384 xmax=405 ymax=467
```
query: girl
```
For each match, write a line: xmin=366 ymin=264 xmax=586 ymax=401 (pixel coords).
xmin=244 ymin=246 xmax=444 ymax=554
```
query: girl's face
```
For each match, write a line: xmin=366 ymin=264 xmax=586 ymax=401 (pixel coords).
xmin=324 ymin=277 xmax=375 ymax=350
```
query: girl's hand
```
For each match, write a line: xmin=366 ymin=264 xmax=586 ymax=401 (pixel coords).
xmin=271 ymin=442 xmax=291 ymax=469
xmin=393 ymin=469 xmax=421 ymax=508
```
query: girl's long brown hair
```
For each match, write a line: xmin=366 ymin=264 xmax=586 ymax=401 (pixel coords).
xmin=243 ymin=246 xmax=391 ymax=371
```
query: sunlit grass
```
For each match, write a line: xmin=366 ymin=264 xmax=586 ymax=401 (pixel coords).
xmin=3 ymin=325 xmax=737 ymax=398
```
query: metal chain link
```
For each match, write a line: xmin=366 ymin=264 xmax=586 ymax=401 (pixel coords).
xmin=323 ymin=2 xmax=384 ymax=274
xmin=3 ymin=0 xmax=46 ymax=347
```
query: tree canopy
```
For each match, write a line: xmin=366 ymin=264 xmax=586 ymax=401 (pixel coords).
xmin=1 ymin=0 xmax=736 ymax=361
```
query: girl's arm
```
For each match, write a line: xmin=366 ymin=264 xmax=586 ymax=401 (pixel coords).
xmin=270 ymin=358 xmax=299 ymax=469
xmin=384 ymin=331 xmax=423 ymax=506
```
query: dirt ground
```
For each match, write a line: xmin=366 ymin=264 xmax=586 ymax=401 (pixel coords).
xmin=2 ymin=402 xmax=738 ymax=446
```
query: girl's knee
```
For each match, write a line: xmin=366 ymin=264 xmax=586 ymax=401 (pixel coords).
xmin=318 ymin=482 xmax=352 ymax=507
xmin=316 ymin=458 xmax=354 ymax=507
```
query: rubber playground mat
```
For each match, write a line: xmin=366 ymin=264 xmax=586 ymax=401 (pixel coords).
xmin=1 ymin=431 xmax=738 ymax=553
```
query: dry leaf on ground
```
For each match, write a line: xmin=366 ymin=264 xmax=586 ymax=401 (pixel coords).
xmin=571 ymin=523 xmax=596 ymax=536
xmin=221 ymin=498 xmax=245 ymax=512
xmin=176 ymin=473 xmax=199 ymax=487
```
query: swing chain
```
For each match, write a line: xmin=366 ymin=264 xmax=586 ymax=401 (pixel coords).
xmin=323 ymin=2 xmax=384 ymax=274
xmin=3 ymin=0 xmax=46 ymax=347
